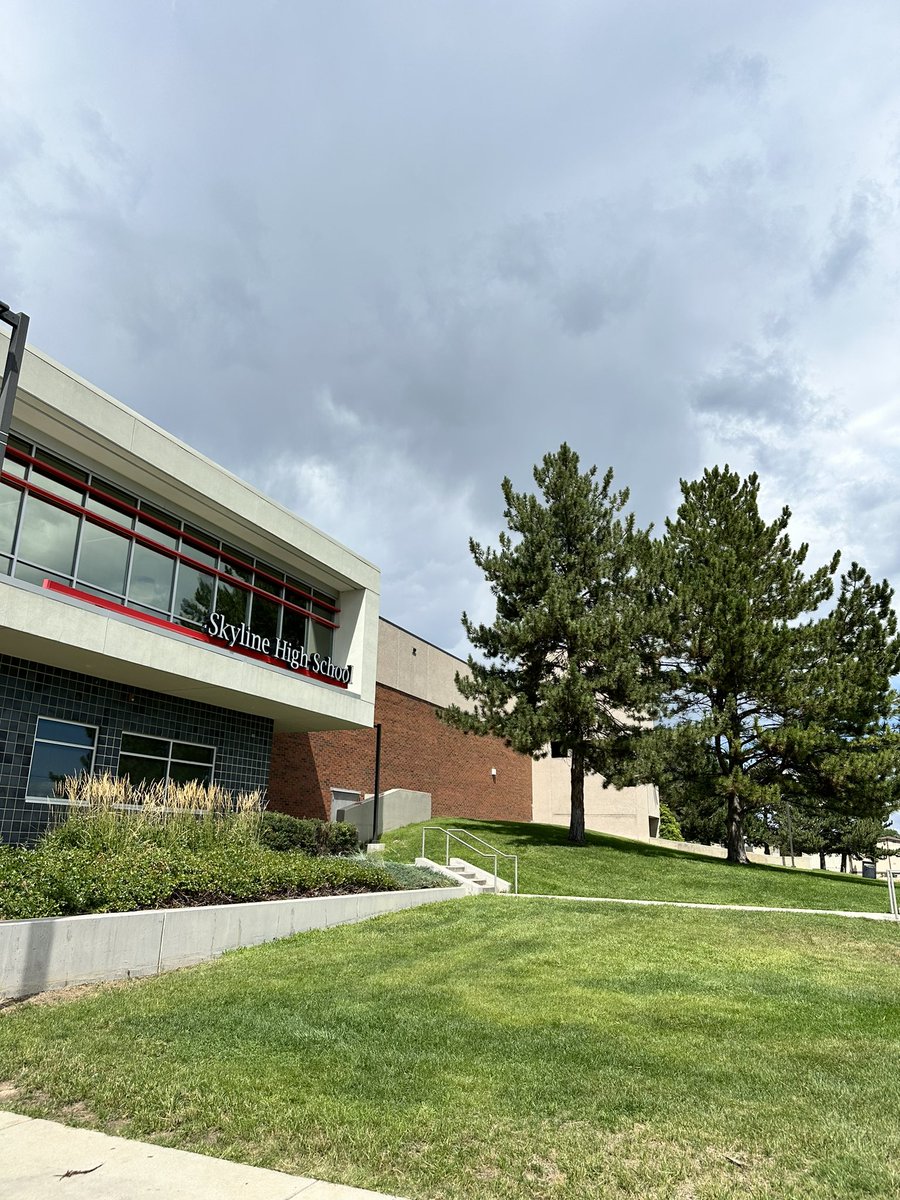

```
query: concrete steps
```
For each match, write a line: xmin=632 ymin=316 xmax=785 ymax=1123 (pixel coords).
xmin=415 ymin=856 xmax=511 ymax=894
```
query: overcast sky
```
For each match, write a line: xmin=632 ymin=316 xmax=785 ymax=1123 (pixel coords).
xmin=3 ymin=1 xmax=900 ymax=658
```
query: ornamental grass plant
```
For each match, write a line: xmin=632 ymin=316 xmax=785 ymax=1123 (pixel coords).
xmin=43 ymin=772 xmax=266 ymax=855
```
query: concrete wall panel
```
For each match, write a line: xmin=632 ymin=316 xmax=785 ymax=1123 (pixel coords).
xmin=1 ymin=887 xmax=463 ymax=1000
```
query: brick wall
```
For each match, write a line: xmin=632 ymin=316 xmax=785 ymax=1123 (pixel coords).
xmin=268 ymin=683 xmax=532 ymax=823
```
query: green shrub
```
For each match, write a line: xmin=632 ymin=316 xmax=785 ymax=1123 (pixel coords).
xmin=259 ymin=811 xmax=359 ymax=856
xmin=658 ymin=802 xmax=684 ymax=841
xmin=0 ymin=841 xmax=405 ymax=921
xmin=373 ymin=859 xmax=460 ymax=890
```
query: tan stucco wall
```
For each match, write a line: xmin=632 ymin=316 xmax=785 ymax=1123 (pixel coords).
xmin=376 ymin=618 xmax=473 ymax=711
xmin=531 ymin=754 xmax=660 ymax=840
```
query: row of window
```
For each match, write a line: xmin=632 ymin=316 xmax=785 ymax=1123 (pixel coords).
xmin=0 ymin=436 xmax=338 ymax=658
xmin=26 ymin=717 xmax=214 ymax=800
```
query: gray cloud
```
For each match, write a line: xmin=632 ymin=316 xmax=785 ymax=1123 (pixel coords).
xmin=3 ymin=0 xmax=900 ymax=648
xmin=695 ymin=46 xmax=772 ymax=101
xmin=812 ymin=183 xmax=890 ymax=297
xmin=693 ymin=344 xmax=827 ymax=427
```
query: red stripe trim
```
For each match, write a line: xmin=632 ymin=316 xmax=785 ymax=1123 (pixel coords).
xmin=3 ymin=445 xmax=340 ymax=613
xmin=41 ymin=580 xmax=349 ymax=689
xmin=0 ymin=466 xmax=339 ymax=629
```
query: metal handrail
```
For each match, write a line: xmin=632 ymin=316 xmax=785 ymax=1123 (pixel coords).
xmin=420 ymin=826 xmax=518 ymax=895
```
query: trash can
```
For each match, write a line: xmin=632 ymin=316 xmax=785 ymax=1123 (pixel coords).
xmin=862 ymin=860 xmax=877 ymax=880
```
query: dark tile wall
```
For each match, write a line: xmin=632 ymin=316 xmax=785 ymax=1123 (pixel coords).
xmin=0 ymin=653 xmax=273 ymax=844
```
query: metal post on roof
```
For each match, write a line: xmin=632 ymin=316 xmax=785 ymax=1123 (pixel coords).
xmin=0 ymin=301 xmax=30 ymax=464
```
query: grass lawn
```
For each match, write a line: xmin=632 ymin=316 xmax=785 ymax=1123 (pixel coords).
xmin=2 ymin=897 xmax=899 ymax=1199
xmin=383 ymin=817 xmax=895 ymax=913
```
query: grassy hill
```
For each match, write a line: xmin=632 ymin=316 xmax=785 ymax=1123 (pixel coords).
xmin=3 ymin=899 xmax=898 ymax=1199
xmin=382 ymin=817 xmax=895 ymax=914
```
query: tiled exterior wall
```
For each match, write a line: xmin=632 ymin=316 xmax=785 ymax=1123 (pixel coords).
xmin=0 ymin=653 xmax=273 ymax=844
xmin=268 ymin=683 xmax=532 ymax=823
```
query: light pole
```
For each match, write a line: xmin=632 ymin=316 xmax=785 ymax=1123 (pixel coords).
xmin=0 ymin=301 xmax=30 ymax=464
xmin=368 ymin=721 xmax=382 ymax=848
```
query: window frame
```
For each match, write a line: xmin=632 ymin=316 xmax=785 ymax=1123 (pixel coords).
xmin=117 ymin=732 xmax=217 ymax=789
xmin=1 ymin=440 xmax=341 ymax=657
xmin=24 ymin=716 xmax=99 ymax=804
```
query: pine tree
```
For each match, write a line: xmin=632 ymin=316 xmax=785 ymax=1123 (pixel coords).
xmin=778 ymin=563 xmax=900 ymax=840
xmin=442 ymin=444 xmax=657 ymax=845
xmin=648 ymin=466 xmax=839 ymax=864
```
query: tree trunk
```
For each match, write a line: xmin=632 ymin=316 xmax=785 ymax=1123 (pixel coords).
xmin=569 ymin=744 xmax=586 ymax=845
xmin=840 ymin=851 xmax=847 ymax=873
xmin=725 ymin=792 xmax=749 ymax=865
xmin=819 ymin=850 xmax=826 ymax=870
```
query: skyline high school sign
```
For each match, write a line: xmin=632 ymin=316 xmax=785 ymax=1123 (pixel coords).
xmin=204 ymin=611 xmax=353 ymax=686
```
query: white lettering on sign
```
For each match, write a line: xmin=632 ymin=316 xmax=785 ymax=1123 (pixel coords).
xmin=204 ymin=612 xmax=353 ymax=685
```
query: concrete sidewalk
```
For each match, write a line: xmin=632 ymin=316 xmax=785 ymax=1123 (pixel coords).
xmin=510 ymin=892 xmax=899 ymax=920
xmin=0 ymin=1111 xmax=409 ymax=1200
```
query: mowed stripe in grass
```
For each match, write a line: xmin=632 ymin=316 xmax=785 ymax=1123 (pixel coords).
xmin=384 ymin=817 xmax=896 ymax=913
xmin=2 ymin=897 xmax=899 ymax=1199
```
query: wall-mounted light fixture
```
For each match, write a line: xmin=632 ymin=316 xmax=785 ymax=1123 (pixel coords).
xmin=491 ymin=767 xmax=497 ymax=781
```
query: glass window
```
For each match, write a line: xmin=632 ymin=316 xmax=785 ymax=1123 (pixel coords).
xmin=31 ymin=467 xmax=84 ymax=505
xmin=136 ymin=515 xmax=178 ymax=550
xmin=214 ymin=577 xmax=248 ymax=626
xmin=0 ymin=481 xmax=22 ymax=554
xmin=281 ymin=603 xmax=307 ymax=650
xmin=121 ymin=733 xmax=169 ymax=756
xmin=77 ymin=519 xmax=130 ymax=595
xmin=117 ymin=734 xmax=215 ymax=788
xmin=173 ymin=562 xmax=215 ymax=627
xmin=250 ymin=583 xmax=282 ymax=648
xmin=140 ymin=501 xmax=179 ymax=528
xmin=128 ymin=542 xmax=175 ymax=612
xmin=26 ymin=717 xmax=97 ymax=799
xmin=14 ymin=563 xmax=71 ymax=588
xmin=309 ymin=590 xmax=336 ymax=657
xmin=181 ymin=525 xmax=218 ymax=569
xmin=249 ymin=590 xmax=280 ymax=642
xmin=118 ymin=754 xmax=167 ymax=787
xmin=37 ymin=718 xmax=95 ymax=747
xmin=32 ymin=452 xmax=87 ymax=504
xmin=2 ymin=453 xmax=27 ymax=480
xmin=34 ymin=449 xmax=88 ymax=483
xmin=308 ymin=617 xmax=333 ymax=658
xmin=219 ymin=545 xmax=253 ymax=583
xmin=5 ymin=437 xmax=345 ymax=668
xmin=17 ymin=493 xmax=80 ymax=575
xmin=86 ymin=480 xmax=136 ymax=527
xmin=75 ymin=583 xmax=125 ymax=604
xmin=169 ymin=760 xmax=213 ymax=786
xmin=172 ymin=742 xmax=215 ymax=764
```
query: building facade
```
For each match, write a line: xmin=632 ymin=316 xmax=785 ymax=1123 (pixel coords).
xmin=0 ymin=336 xmax=379 ymax=844
xmin=0 ymin=336 xmax=658 ymax=847
xmin=269 ymin=618 xmax=661 ymax=839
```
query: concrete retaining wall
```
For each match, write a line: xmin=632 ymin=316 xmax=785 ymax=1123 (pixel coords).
xmin=0 ymin=884 xmax=462 ymax=1001
xmin=336 ymin=788 xmax=432 ymax=843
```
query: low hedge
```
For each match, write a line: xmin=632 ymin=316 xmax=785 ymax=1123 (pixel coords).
xmin=370 ymin=859 xmax=456 ymax=890
xmin=259 ymin=812 xmax=360 ymax=856
xmin=0 ymin=842 xmax=408 ymax=921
